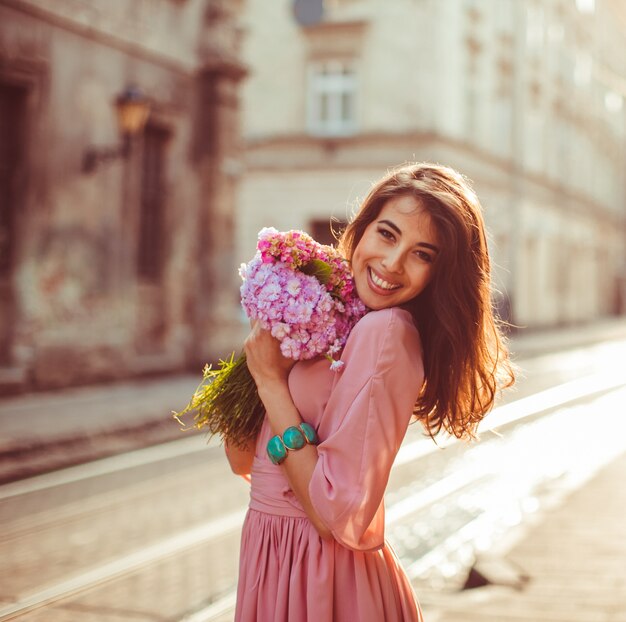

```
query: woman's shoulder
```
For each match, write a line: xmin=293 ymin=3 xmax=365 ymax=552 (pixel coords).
xmin=351 ymin=307 xmax=419 ymax=339
xmin=344 ymin=307 xmax=422 ymax=370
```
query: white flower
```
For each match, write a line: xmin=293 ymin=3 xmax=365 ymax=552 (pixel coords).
xmin=329 ymin=360 xmax=344 ymax=372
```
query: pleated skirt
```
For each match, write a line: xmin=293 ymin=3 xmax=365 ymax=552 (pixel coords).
xmin=234 ymin=509 xmax=424 ymax=622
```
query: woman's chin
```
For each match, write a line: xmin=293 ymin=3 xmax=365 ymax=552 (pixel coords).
xmin=361 ymin=295 xmax=394 ymax=311
xmin=356 ymin=278 xmax=398 ymax=310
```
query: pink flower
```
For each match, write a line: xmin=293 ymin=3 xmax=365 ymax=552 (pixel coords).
xmin=286 ymin=277 xmax=301 ymax=296
xmin=327 ymin=340 xmax=342 ymax=356
xmin=280 ymin=337 xmax=302 ymax=359
xmin=239 ymin=228 xmax=367 ymax=370
xmin=271 ymin=322 xmax=291 ymax=340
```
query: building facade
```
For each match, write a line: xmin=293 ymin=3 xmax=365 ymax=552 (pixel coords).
xmin=0 ymin=0 xmax=247 ymax=392
xmin=237 ymin=0 xmax=626 ymax=328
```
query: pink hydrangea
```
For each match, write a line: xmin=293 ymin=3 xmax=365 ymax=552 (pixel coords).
xmin=240 ymin=228 xmax=367 ymax=369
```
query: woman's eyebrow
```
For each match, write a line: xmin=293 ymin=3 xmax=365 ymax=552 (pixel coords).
xmin=418 ymin=242 xmax=440 ymax=254
xmin=379 ymin=219 xmax=402 ymax=235
xmin=378 ymin=219 xmax=440 ymax=254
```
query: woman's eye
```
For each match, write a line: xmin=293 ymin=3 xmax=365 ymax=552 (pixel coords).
xmin=378 ymin=228 xmax=394 ymax=240
xmin=416 ymin=251 xmax=433 ymax=263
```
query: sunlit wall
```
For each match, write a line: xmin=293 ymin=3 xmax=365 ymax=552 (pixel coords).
xmin=237 ymin=0 xmax=626 ymax=328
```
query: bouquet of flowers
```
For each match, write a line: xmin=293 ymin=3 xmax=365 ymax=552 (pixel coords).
xmin=174 ymin=227 xmax=367 ymax=448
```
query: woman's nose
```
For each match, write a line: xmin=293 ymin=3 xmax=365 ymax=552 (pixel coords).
xmin=381 ymin=249 xmax=404 ymax=273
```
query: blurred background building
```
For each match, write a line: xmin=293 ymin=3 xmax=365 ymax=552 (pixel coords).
xmin=237 ymin=0 xmax=626 ymax=329
xmin=0 ymin=0 xmax=247 ymax=392
xmin=2 ymin=0 xmax=626 ymax=394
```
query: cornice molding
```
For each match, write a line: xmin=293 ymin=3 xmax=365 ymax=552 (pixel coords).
xmin=243 ymin=131 xmax=624 ymax=224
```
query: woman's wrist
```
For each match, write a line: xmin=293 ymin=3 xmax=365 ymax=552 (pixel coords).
xmin=257 ymin=377 xmax=290 ymax=403
xmin=257 ymin=380 xmax=304 ymax=432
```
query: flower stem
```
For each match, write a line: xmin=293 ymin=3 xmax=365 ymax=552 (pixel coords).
xmin=173 ymin=352 xmax=265 ymax=449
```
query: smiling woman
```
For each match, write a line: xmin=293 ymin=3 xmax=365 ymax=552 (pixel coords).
xmin=229 ymin=162 xmax=515 ymax=622
xmin=340 ymin=162 xmax=515 ymax=440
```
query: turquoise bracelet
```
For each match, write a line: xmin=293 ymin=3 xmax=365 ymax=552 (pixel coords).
xmin=267 ymin=422 xmax=319 ymax=465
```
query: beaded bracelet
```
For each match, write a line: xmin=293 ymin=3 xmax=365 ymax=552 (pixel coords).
xmin=266 ymin=422 xmax=319 ymax=465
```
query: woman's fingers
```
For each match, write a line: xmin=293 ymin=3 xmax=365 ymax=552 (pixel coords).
xmin=244 ymin=324 xmax=295 ymax=383
xmin=244 ymin=322 xmax=263 ymax=348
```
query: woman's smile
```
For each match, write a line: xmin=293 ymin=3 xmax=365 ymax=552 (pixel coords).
xmin=367 ymin=267 xmax=402 ymax=292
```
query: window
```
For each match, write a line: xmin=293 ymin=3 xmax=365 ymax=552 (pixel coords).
xmin=0 ymin=82 xmax=26 ymax=364
xmin=307 ymin=61 xmax=357 ymax=137
xmin=0 ymin=83 xmax=26 ymax=277
xmin=309 ymin=217 xmax=347 ymax=247
xmin=138 ymin=124 xmax=169 ymax=282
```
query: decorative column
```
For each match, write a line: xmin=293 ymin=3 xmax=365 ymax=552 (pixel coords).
xmin=192 ymin=55 xmax=247 ymax=363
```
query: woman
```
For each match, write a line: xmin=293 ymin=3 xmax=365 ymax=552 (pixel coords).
xmin=226 ymin=162 xmax=514 ymax=621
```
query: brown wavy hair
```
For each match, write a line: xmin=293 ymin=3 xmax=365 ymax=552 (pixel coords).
xmin=339 ymin=162 xmax=514 ymax=440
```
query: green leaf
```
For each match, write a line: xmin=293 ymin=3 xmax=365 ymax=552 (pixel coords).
xmin=301 ymin=259 xmax=332 ymax=285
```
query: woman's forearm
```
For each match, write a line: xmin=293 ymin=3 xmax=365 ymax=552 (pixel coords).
xmin=257 ymin=381 xmax=332 ymax=540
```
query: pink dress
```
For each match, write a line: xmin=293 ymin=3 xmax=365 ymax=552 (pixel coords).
xmin=235 ymin=307 xmax=425 ymax=621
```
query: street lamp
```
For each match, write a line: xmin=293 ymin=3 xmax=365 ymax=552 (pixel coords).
xmin=82 ymin=85 xmax=151 ymax=174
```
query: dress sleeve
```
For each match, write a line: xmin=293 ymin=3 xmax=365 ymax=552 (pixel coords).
xmin=308 ymin=308 xmax=424 ymax=552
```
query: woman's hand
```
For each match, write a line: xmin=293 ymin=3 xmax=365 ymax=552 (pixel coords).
xmin=244 ymin=321 xmax=296 ymax=387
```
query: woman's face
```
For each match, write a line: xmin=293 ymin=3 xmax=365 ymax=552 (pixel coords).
xmin=351 ymin=195 xmax=440 ymax=310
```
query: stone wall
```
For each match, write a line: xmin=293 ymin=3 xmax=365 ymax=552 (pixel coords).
xmin=0 ymin=0 xmax=247 ymax=392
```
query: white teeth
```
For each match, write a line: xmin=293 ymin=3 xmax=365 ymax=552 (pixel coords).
xmin=369 ymin=268 xmax=400 ymax=291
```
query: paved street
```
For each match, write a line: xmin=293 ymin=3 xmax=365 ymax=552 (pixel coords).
xmin=420 ymin=449 xmax=626 ymax=622
xmin=1 ymin=320 xmax=626 ymax=620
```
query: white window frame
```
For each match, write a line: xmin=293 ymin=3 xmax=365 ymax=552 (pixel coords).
xmin=306 ymin=60 xmax=357 ymax=137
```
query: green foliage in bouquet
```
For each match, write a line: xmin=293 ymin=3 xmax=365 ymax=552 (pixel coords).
xmin=173 ymin=352 xmax=264 ymax=449
xmin=300 ymin=259 xmax=332 ymax=285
